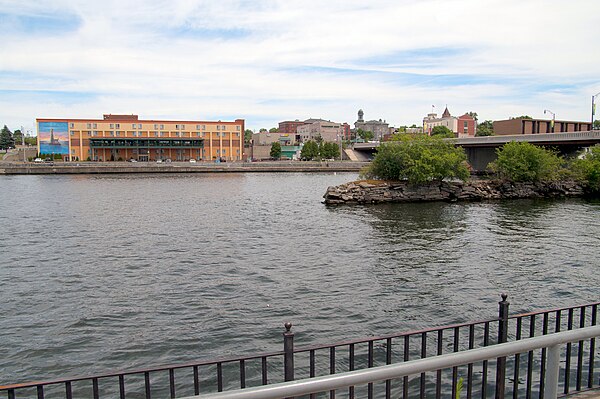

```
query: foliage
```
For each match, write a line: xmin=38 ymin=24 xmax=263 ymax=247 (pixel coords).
xmin=259 ymin=128 xmax=267 ymax=132
xmin=571 ymin=146 xmax=600 ymax=191
xmin=455 ymin=377 xmax=464 ymax=399
xmin=320 ymin=142 xmax=340 ymax=160
xmin=301 ymin=140 xmax=320 ymax=160
xmin=0 ymin=125 xmax=15 ymax=150
xmin=476 ymin=120 xmax=494 ymax=136
xmin=430 ymin=125 xmax=455 ymax=138
xmin=269 ymin=141 xmax=282 ymax=159
xmin=510 ymin=115 xmax=533 ymax=120
xmin=361 ymin=134 xmax=470 ymax=183
xmin=488 ymin=142 xmax=564 ymax=182
xmin=467 ymin=111 xmax=478 ymax=121
xmin=357 ymin=128 xmax=374 ymax=142
xmin=244 ymin=129 xmax=253 ymax=144
xmin=594 ymin=120 xmax=600 ymax=129
xmin=13 ymin=129 xmax=23 ymax=144
xmin=269 ymin=127 xmax=278 ymax=133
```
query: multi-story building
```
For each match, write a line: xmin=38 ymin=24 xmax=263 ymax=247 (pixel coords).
xmin=422 ymin=107 xmax=476 ymax=137
xmin=354 ymin=109 xmax=390 ymax=141
xmin=297 ymin=119 xmax=344 ymax=142
xmin=252 ymin=131 xmax=294 ymax=146
xmin=493 ymin=117 xmax=592 ymax=135
xmin=278 ymin=120 xmax=307 ymax=135
xmin=36 ymin=114 xmax=244 ymax=162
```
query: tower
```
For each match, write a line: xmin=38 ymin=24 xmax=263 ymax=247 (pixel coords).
xmin=357 ymin=109 xmax=364 ymax=122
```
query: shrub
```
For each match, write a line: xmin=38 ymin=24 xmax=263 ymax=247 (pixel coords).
xmin=488 ymin=142 xmax=564 ymax=182
xmin=430 ymin=125 xmax=455 ymax=138
xmin=361 ymin=134 xmax=470 ymax=183
xmin=571 ymin=146 xmax=600 ymax=191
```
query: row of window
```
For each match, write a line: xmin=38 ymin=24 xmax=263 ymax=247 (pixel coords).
xmin=70 ymin=122 xmax=241 ymax=131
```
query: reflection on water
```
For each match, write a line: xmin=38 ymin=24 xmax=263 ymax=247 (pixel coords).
xmin=0 ymin=174 xmax=599 ymax=387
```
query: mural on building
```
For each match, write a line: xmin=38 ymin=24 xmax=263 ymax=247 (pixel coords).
xmin=38 ymin=121 xmax=69 ymax=155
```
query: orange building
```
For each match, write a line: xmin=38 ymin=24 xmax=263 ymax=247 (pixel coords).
xmin=36 ymin=114 xmax=245 ymax=162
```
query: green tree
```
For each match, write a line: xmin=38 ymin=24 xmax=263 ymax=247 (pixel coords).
xmin=467 ymin=112 xmax=478 ymax=121
xmin=593 ymin=120 xmax=600 ymax=129
xmin=357 ymin=128 xmax=374 ymax=142
xmin=571 ymin=146 xmax=600 ymax=191
xmin=0 ymin=125 xmax=14 ymax=150
xmin=430 ymin=125 xmax=455 ymax=138
xmin=476 ymin=120 xmax=494 ymax=136
xmin=24 ymin=136 xmax=37 ymax=146
xmin=510 ymin=115 xmax=533 ymax=120
xmin=259 ymin=128 xmax=267 ymax=133
xmin=320 ymin=142 xmax=340 ymax=159
xmin=244 ymin=129 xmax=253 ymax=144
xmin=362 ymin=134 xmax=470 ymax=183
xmin=488 ymin=142 xmax=564 ymax=182
xmin=301 ymin=140 xmax=319 ymax=160
xmin=13 ymin=129 xmax=23 ymax=145
xmin=269 ymin=141 xmax=282 ymax=159
xmin=269 ymin=127 xmax=279 ymax=133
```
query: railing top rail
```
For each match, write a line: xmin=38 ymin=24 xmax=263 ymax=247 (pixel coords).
xmin=293 ymin=316 xmax=499 ymax=353
xmin=190 ymin=325 xmax=600 ymax=399
xmin=508 ymin=301 xmax=600 ymax=320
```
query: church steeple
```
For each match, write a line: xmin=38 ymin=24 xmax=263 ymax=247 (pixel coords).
xmin=442 ymin=106 xmax=451 ymax=118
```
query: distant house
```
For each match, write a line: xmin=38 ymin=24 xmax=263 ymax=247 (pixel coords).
xmin=354 ymin=109 xmax=389 ymax=141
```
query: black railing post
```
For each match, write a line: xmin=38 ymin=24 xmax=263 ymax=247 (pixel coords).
xmin=495 ymin=293 xmax=509 ymax=399
xmin=283 ymin=322 xmax=295 ymax=382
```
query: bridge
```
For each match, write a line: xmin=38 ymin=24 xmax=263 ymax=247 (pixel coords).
xmin=353 ymin=130 xmax=600 ymax=171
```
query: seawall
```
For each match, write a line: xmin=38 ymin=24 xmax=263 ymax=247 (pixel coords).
xmin=323 ymin=179 xmax=589 ymax=205
xmin=0 ymin=161 xmax=369 ymax=175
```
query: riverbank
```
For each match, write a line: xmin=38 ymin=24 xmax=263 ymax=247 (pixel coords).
xmin=0 ymin=161 xmax=368 ymax=175
xmin=323 ymin=179 xmax=593 ymax=204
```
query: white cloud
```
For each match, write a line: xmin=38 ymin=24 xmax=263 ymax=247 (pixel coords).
xmin=0 ymin=0 xmax=599 ymax=132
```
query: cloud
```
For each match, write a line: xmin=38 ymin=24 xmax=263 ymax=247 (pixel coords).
xmin=0 ymin=0 xmax=599 ymax=132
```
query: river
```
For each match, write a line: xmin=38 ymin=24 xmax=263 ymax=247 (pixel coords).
xmin=0 ymin=172 xmax=599 ymax=388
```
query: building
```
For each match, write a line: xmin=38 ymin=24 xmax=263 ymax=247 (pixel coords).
xmin=252 ymin=131 xmax=293 ymax=146
xmin=297 ymin=119 xmax=344 ymax=142
xmin=278 ymin=120 xmax=307 ymax=135
xmin=36 ymin=114 xmax=244 ymax=162
xmin=354 ymin=109 xmax=389 ymax=141
xmin=493 ymin=118 xmax=592 ymax=135
xmin=422 ymin=107 xmax=476 ymax=137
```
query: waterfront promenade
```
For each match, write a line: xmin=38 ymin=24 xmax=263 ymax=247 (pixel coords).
xmin=0 ymin=160 xmax=369 ymax=175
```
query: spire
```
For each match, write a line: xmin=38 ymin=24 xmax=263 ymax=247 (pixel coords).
xmin=442 ymin=106 xmax=451 ymax=118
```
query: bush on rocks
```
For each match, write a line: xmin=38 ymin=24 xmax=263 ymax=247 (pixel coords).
xmin=488 ymin=142 xmax=565 ymax=182
xmin=361 ymin=134 xmax=470 ymax=183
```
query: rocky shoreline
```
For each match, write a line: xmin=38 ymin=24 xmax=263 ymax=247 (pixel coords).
xmin=323 ymin=179 xmax=590 ymax=205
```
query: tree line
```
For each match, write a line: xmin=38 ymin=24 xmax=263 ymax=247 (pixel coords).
xmin=0 ymin=125 xmax=36 ymax=151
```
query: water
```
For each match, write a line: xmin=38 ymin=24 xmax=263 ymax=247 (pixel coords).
xmin=1 ymin=173 xmax=599 ymax=387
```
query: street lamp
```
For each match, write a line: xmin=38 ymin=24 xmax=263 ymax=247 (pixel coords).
xmin=592 ymin=92 xmax=600 ymax=130
xmin=544 ymin=109 xmax=556 ymax=133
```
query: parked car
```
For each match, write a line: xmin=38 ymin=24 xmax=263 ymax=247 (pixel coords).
xmin=128 ymin=158 xmax=138 ymax=162
xmin=156 ymin=159 xmax=163 ymax=163
xmin=189 ymin=158 xmax=197 ymax=163
xmin=33 ymin=158 xmax=43 ymax=163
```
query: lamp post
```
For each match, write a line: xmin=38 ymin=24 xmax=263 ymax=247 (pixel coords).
xmin=592 ymin=92 xmax=600 ymax=130
xmin=544 ymin=109 xmax=555 ymax=133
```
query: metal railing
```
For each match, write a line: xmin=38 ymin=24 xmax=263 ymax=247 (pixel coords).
xmin=1 ymin=295 xmax=598 ymax=398
xmin=188 ymin=325 xmax=600 ymax=399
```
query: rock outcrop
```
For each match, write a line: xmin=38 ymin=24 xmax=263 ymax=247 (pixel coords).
xmin=323 ymin=179 xmax=587 ymax=205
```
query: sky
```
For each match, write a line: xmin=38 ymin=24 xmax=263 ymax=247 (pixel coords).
xmin=1 ymin=0 xmax=599 ymax=134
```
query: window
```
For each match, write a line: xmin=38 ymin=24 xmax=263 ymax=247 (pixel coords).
xmin=87 ymin=123 xmax=91 ymax=129
xmin=138 ymin=124 xmax=142 ymax=129
xmin=160 ymin=124 xmax=164 ymax=130
xmin=154 ymin=131 xmax=158 ymax=137
xmin=92 ymin=123 xmax=97 ymax=129
xmin=222 ymin=150 xmax=226 ymax=155
xmin=236 ymin=132 xmax=240 ymax=137
xmin=154 ymin=124 xmax=158 ymax=129
xmin=70 ymin=131 xmax=75 ymax=136
xmin=196 ymin=125 xmax=201 ymax=130
xmin=110 ymin=131 xmax=114 ymax=136
xmin=216 ymin=149 xmax=220 ymax=154
xmin=202 ymin=125 xmax=206 ymax=130
xmin=110 ymin=124 xmax=114 ymax=129
xmin=236 ymin=126 xmax=240 ymax=131
xmin=132 ymin=124 xmax=137 ymax=129
xmin=216 ymin=125 xmax=220 ymax=130
xmin=116 ymin=132 xmax=120 ymax=137
xmin=70 ymin=123 xmax=74 ymax=128
xmin=115 ymin=123 xmax=120 ymax=129
xmin=222 ymin=125 xmax=226 ymax=130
